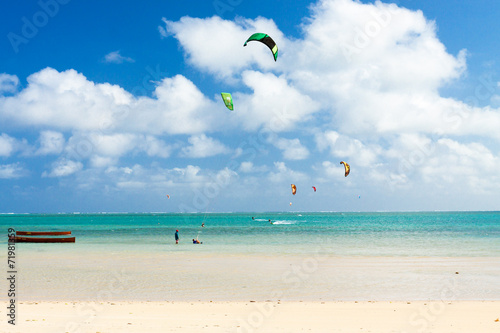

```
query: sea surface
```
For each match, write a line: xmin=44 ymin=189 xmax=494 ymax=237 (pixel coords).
xmin=1 ymin=211 xmax=499 ymax=257
xmin=1 ymin=212 xmax=499 ymax=301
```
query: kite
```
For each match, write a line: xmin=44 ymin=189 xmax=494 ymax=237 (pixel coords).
xmin=243 ymin=33 xmax=278 ymax=61
xmin=291 ymin=184 xmax=297 ymax=195
xmin=166 ymin=195 xmax=170 ymax=199
xmin=220 ymin=92 xmax=233 ymax=110
xmin=340 ymin=161 xmax=350 ymax=177
xmin=312 ymin=186 xmax=316 ymax=192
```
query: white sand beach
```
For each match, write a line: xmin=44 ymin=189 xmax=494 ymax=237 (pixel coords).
xmin=1 ymin=300 xmax=499 ymax=333
xmin=2 ymin=251 xmax=500 ymax=332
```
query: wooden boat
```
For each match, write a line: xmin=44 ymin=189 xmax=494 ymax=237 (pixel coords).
xmin=14 ymin=236 xmax=75 ymax=243
xmin=16 ymin=231 xmax=71 ymax=236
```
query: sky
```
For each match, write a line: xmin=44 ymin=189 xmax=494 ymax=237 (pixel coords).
xmin=1 ymin=0 xmax=500 ymax=213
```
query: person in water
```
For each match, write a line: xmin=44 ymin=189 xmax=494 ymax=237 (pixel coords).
xmin=192 ymin=238 xmax=202 ymax=244
xmin=201 ymin=222 xmax=205 ymax=227
xmin=175 ymin=229 xmax=179 ymax=244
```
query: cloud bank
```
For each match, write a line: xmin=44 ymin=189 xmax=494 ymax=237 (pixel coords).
xmin=1 ymin=0 xmax=500 ymax=212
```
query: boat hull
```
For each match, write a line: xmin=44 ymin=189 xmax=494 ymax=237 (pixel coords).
xmin=16 ymin=231 xmax=71 ymax=236
xmin=14 ymin=236 xmax=75 ymax=243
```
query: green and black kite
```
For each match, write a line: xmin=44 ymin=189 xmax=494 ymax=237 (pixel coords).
xmin=243 ymin=33 xmax=278 ymax=61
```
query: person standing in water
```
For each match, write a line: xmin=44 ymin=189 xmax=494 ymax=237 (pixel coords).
xmin=175 ymin=229 xmax=179 ymax=244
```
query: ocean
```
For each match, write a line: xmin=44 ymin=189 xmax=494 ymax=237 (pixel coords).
xmin=2 ymin=211 xmax=499 ymax=256
xmin=2 ymin=212 xmax=499 ymax=301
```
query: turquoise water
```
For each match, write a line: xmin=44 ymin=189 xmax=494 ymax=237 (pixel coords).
xmin=2 ymin=211 xmax=499 ymax=257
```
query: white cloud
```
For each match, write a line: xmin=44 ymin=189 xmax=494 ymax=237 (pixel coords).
xmin=63 ymin=132 xmax=173 ymax=166
xmin=0 ymin=68 xmax=223 ymax=136
xmin=0 ymin=163 xmax=25 ymax=179
xmin=104 ymin=51 xmax=135 ymax=64
xmin=36 ymin=131 xmax=65 ymax=155
xmin=161 ymin=16 xmax=285 ymax=79
xmin=0 ymin=133 xmax=17 ymax=157
xmin=268 ymin=135 xmax=310 ymax=160
xmin=239 ymin=161 xmax=254 ymax=173
xmin=172 ymin=165 xmax=206 ymax=183
xmin=90 ymin=155 xmax=118 ymax=168
xmin=318 ymin=160 xmax=348 ymax=181
xmin=139 ymin=136 xmax=172 ymax=158
xmin=1 ymin=0 xmax=500 ymax=211
xmin=0 ymin=74 xmax=19 ymax=94
xmin=43 ymin=159 xmax=83 ymax=177
xmin=421 ymin=139 xmax=500 ymax=193
xmin=180 ymin=134 xmax=230 ymax=158
xmin=234 ymin=71 xmax=321 ymax=132
xmin=239 ymin=161 xmax=268 ymax=173
xmin=268 ymin=161 xmax=308 ymax=183
xmin=316 ymin=130 xmax=379 ymax=166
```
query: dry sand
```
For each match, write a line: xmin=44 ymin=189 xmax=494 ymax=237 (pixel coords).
xmin=2 ymin=300 xmax=499 ymax=333
xmin=3 ymin=251 xmax=499 ymax=331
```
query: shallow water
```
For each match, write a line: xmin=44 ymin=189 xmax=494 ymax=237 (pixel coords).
xmin=1 ymin=212 xmax=499 ymax=256
xmin=1 ymin=212 xmax=499 ymax=301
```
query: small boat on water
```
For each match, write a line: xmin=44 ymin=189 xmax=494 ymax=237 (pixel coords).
xmin=14 ymin=236 xmax=75 ymax=243
xmin=16 ymin=231 xmax=71 ymax=236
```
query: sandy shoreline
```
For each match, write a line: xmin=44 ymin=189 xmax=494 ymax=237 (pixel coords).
xmin=2 ymin=250 xmax=499 ymax=331
xmin=1 ymin=300 xmax=499 ymax=332
xmin=4 ymin=253 xmax=499 ymax=301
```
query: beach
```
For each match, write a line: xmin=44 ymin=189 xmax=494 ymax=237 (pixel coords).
xmin=2 ymin=300 xmax=500 ymax=332
xmin=1 ymin=212 xmax=499 ymax=332
xmin=2 ymin=252 xmax=500 ymax=332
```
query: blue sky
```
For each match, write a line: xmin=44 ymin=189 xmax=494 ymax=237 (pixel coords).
xmin=1 ymin=0 xmax=500 ymax=213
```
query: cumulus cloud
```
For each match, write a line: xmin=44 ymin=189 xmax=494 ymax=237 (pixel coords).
xmin=2 ymin=0 xmax=500 ymax=211
xmin=268 ymin=135 xmax=310 ymax=160
xmin=315 ymin=130 xmax=379 ymax=166
xmin=161 ymin=16 xmax=285 ymax=79
xmin=0 ymin=163 xmax=25 ymax=179
xmin=0 ymin=133 xmax=17 ymax=157
xmin=62 ymin=132 xmax=173 ymax=167
xmin=318 ymin=160 xmax=348 ymax=181
xmin=139 ymin=136 xmax=172 ymax=158
xmin=268 ymin=161 xmax=308 ymax=183
xmin=104 ymin=51 xmax=135 ymax=64
xmin=43 ymin=159 xmax=83 ymax=177
xmin=239 ymin=161 xmax=268 ymax=173
xmin=0 ymin=74 xmax=19 ymax=94
xmin=36 ymin=131 xmax=65 ymax=155
xmin=180 ymin=134 xmax=231 ymax=158
xmin=234 ymin=71 xmax=321 ymax=132
xmin=0 ymin=68 xmax=223 ymax=135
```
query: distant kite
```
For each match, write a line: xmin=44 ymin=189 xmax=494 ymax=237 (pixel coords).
xmin=243 ymin=33 xmax=278 ymax=61
xmin=166 ymin=194 xmax=170 ymax=199
xmin=291 ymin=184 xmax=297 ymax=195
xmin=220 ymin=92 xmax=233 ymax=111
xmin=312 ymin=186 xmax=316 ymax=192
xmin=340 ymin=161 xmax=350 ymax=177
